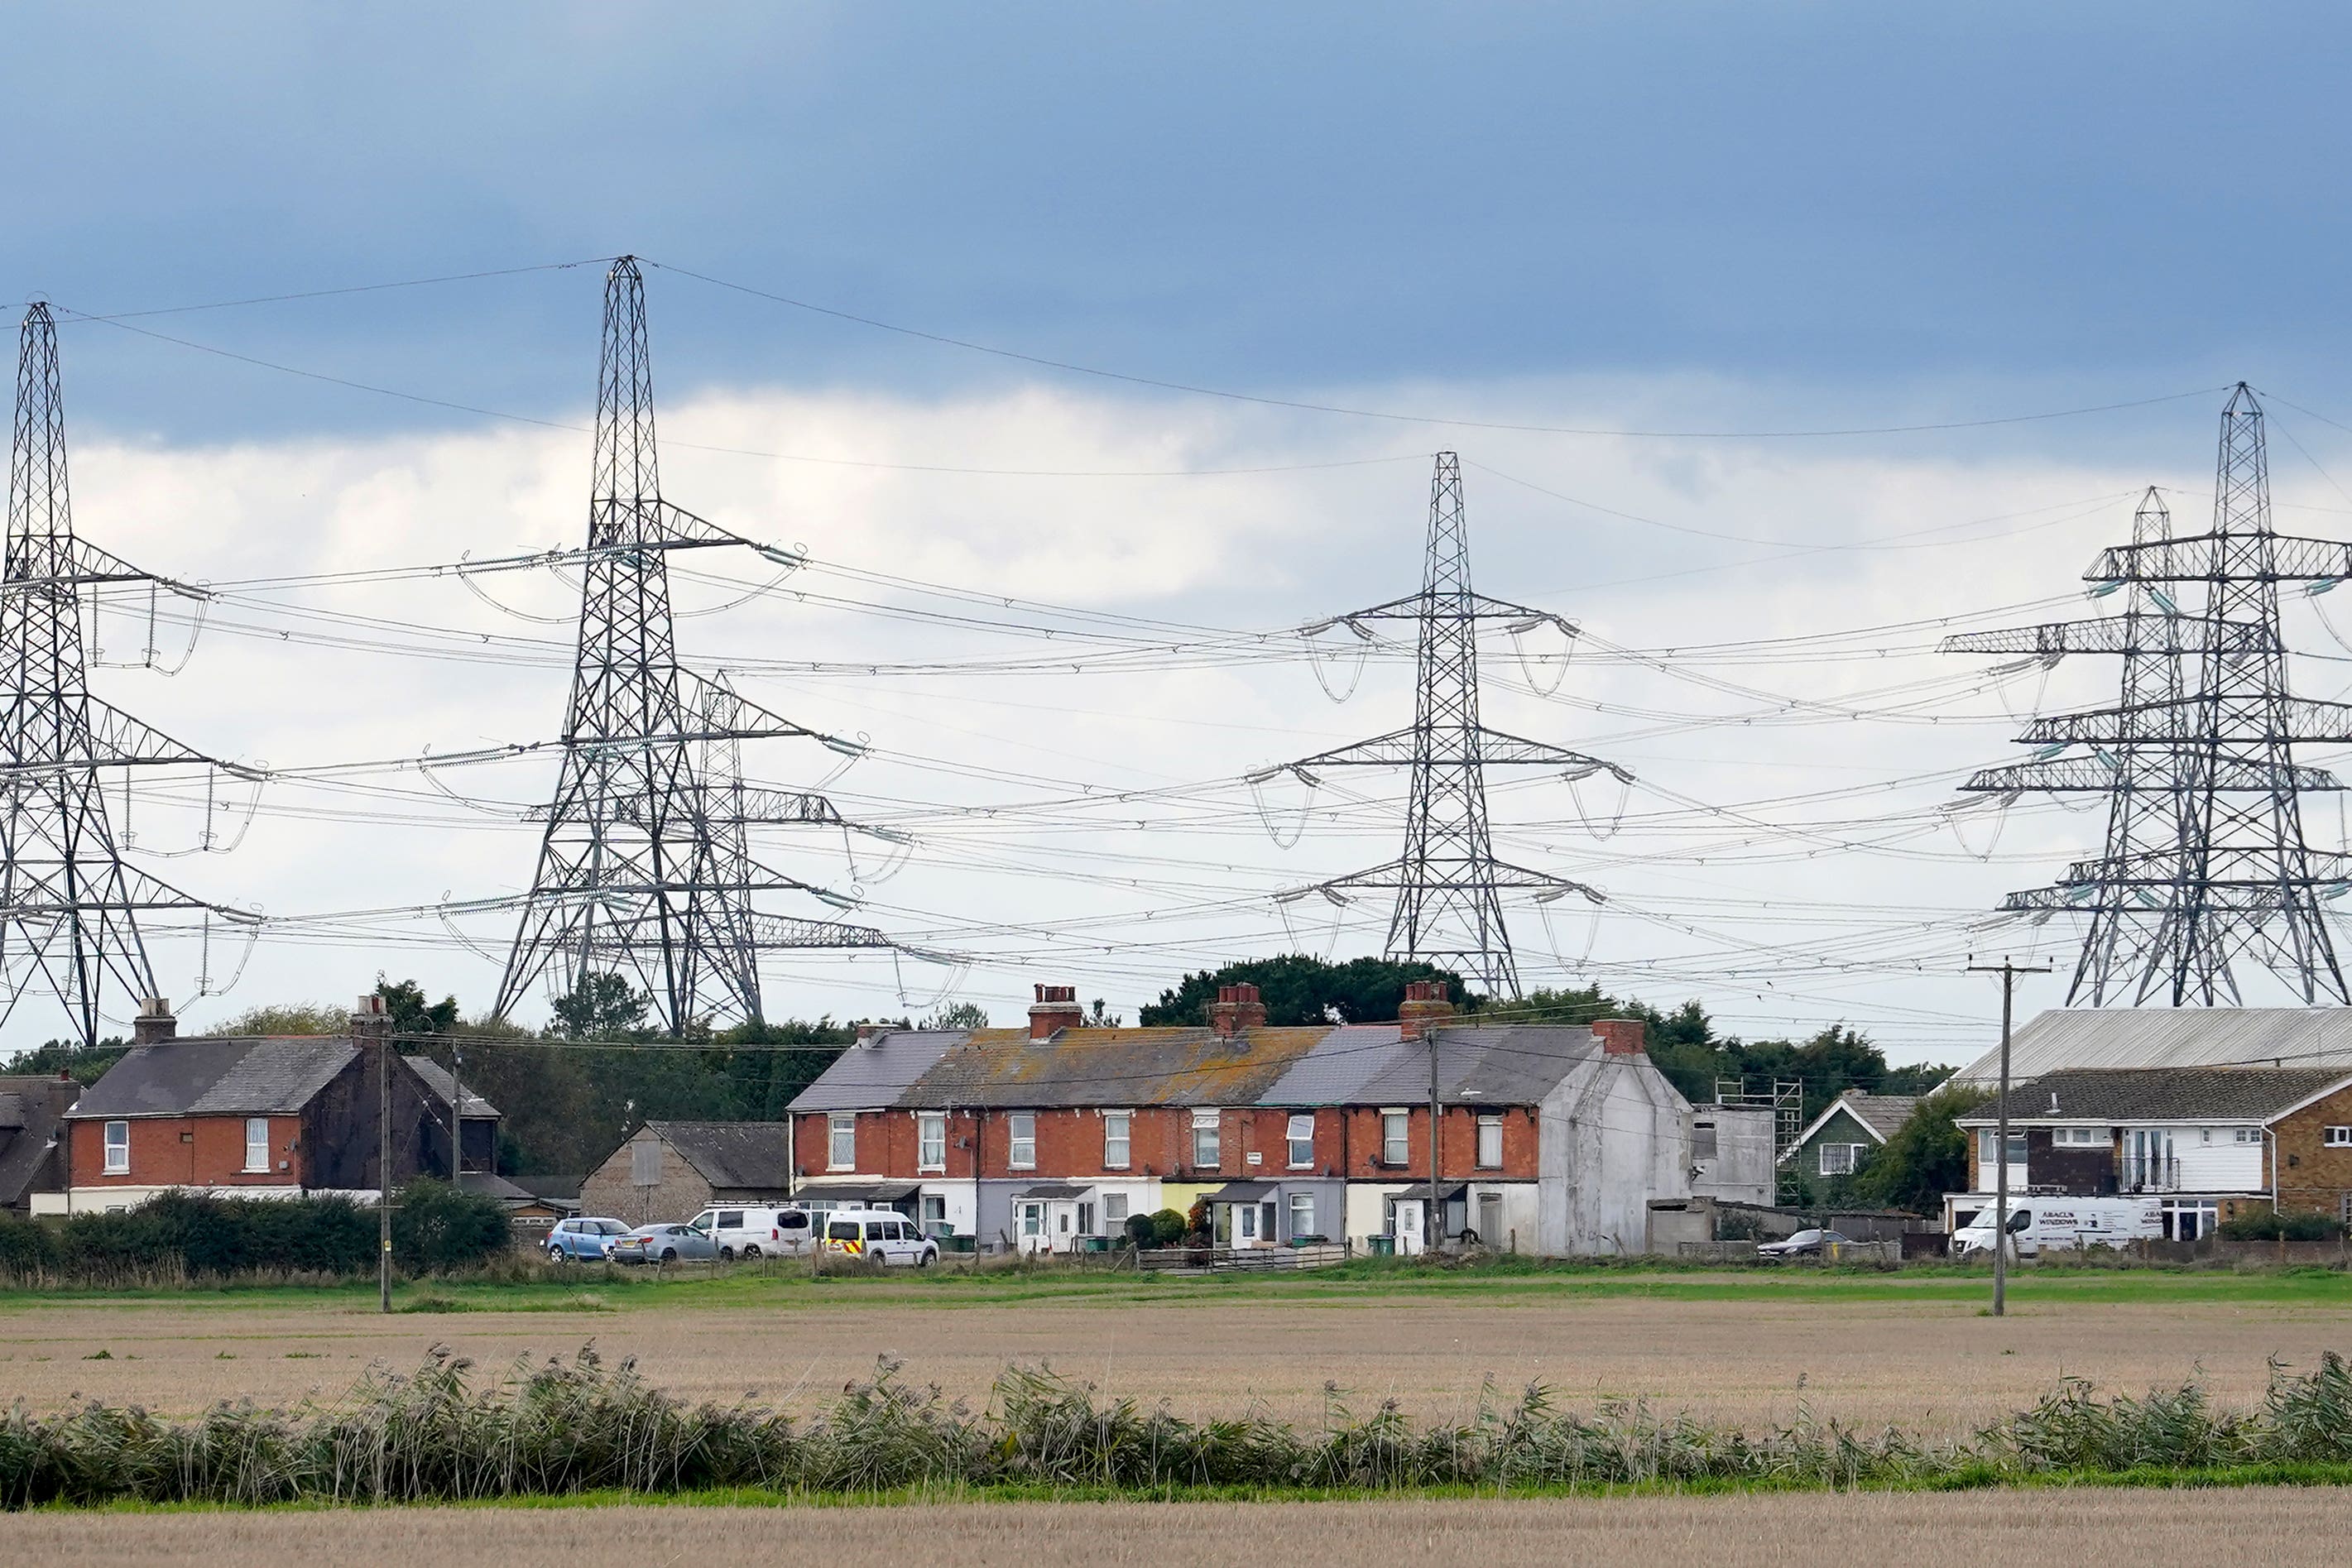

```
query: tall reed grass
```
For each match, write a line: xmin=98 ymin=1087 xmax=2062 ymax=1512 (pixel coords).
xmin=8 ymin=1345 xmax=2352 ymax=1508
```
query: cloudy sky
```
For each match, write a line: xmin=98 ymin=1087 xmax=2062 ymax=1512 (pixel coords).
xmin=7 ymin=4 xmax=2352 ymax=1062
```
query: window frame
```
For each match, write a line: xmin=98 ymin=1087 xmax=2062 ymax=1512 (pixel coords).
xmin=1288 ymin=1190 xmax=1315 ymax=1240
xmin=1977 ymin=1129 xmax=2028 ymax=1168
xmin=1103 ymin=1192 xmax=1129 ymax=1226
xmin=917 ymin=1110 xmax=947 ymax=1172
xmin=1102 ymin=1110 xmax=1131 ymax=1170
xmin=1191 ymin=1107 xmax=1221 ymax=1169
xmin=2326 ymin=1126 xmax=2352 ymax=1148
xmin=828 ymin=1113 xmax=857 ymax=1171
xmin=1008 ymin=1111 xmax=1038 ymax=1170
xmin=1818 ymin=1142 xmax=1858 ymax=1177
xmin=2052 ymin=1126 xmax=2105 ymax=1148
xmin=243 ymin=1116 xmax=271 ymax=1173
xmin=103 ymin=1120 xmax=129 ymax=1175
xmin=1380 ymin=1109 xmax=1409 ymax=1167
xmin=1286 ymin=1113 xmax=1315 ymax=1169
xmin=1476 ymin=1113 xmax=1504 ymax=1170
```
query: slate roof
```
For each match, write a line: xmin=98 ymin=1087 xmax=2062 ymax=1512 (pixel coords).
xmin=1257 ymin=1024 xmax=1603 ymax=1107
xmin=1958 ymin=1067 xmax=2352 ymax=1125
xmin=1951 ymin=1009 xmax=2352 ymax=1085
xmin=1791 ymin=1091 xmax=1918 ymax=1148
xmin=0 ymin=1076 xmax=77 ymax=1210
xmin=66 ymin=1038 xmax=359 ymax=1120
xmin=787 ymin=1029 xmax=961 ymax=1112
xmin=403 ymin=1057 xmax=502 ymax=1120
xmin=650 ymin=1120 xmax=797 ymax=1191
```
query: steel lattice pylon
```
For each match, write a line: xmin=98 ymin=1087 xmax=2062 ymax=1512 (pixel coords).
xmin=0 ymin=304 xmax=249 ymax=1047
xmin=494 ymin=258 xmax=910 ymax=1035
xmin=1948 ymin=384 xmax=2352 ymax=1005
xmin=1271 ymin=453 xmax=1625 ymax=997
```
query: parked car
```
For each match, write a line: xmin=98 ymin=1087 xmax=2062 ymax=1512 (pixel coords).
xmin=609 ymin=1223 xmax=718 ymax=1266
xmin=546 ymin=1216 xmax=631 ymax=1262
xmin=1757 ymin=1227 xmax=1853 ymax=1259
xmin=682 ymin=1205 xmax=816 ymax=1259
xmin=821 ymin=1207 xmax=939 ymax=1267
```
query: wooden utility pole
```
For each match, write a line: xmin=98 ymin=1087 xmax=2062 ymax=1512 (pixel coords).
xmin=377 ymin=1017 xmax=392 ymax=1314
xmin=1967 ymin=957 xmax=2050 ymax=1317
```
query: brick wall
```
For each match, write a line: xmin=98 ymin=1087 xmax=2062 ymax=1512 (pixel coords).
xmin=2269 ymin=1085 xmax=2352 ymax=1218
xmin=579 ymin=1129 xmax=718 ymax=1227
xmin=69 ymin=1114 xmax=302 ymax=1189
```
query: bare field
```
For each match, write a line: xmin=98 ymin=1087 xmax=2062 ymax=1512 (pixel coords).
xmin=9 ymin=1489 xmax=2352 ymax=1566
xmin=6 ymin=1287 xmax=2352 ymax=1435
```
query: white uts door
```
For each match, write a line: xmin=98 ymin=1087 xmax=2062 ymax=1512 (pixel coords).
xmin=1017 ymin=1201 xmax=1049 ymax=1254
xmin=1394 ymin=1198 xmax=1425 ymax=1256
xmin=1236 ymin=1203 xmax=1260 ymax=1248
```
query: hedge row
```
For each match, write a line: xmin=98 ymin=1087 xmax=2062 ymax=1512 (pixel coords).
xmin=0 ymin=1180 xmax=511 ymax=1282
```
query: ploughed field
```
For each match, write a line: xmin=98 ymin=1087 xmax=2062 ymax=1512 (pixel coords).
xmin=5 ymin=1272 xmax=2351 ymax=1436
xmin=8 ymin=1490 xmax=2352 ymax=1566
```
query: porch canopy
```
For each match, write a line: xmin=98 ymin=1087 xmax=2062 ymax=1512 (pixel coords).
xmin=1206 ymin=1180 xmax=1278 ymax=1203
xmin=1017 ymin=1183 xmax=1092 ymax=1200
xmin=799 ymin=1182 xmax=923 ymax=1206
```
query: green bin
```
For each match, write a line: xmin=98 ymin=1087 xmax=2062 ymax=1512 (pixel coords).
xmin=1366 ymin=1235 xmax=1395 ymax=1258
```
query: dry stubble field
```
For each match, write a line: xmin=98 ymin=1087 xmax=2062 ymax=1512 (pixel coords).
xmin=8 ymin=1490 xmax=2352 ymax=1566
xmin=6 ymin=1273 xmax=2352 ymax=1436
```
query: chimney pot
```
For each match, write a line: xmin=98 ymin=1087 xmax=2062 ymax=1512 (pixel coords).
xmin=1595 ymin=1018 xmax=1646 ymax=1057
xmin=1208 ymin=981 xmax=1266 ymax=1038
xmin=1028 ymin=981 xmax=1086 ymax=1040
xmin=1399 ymin=981 xmax=1455 ymax=1042
xmin=132 ymin=996 xmax=176 ymax=1046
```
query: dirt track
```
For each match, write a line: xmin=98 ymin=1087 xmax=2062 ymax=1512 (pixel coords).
xmin=6 ymin=1288 xmax=2350 ymax=1435
xmin=7 ymin=1489 xmax=2352 ymax=1566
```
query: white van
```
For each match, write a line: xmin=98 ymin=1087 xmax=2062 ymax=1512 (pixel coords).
xmin=685 ymin=1205 xmax=816 ymax=1259
xmin=1952 ymin=1196 xmax=2162 ymax=1259
xmin=822 ymin=1206 xmax=939 ymax=1268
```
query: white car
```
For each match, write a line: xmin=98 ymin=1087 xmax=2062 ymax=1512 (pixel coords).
xmin=821 ymin=1207 xmax=939 ymax=1267
xmin=684 ymin=1204 xmax=816 ymax=1259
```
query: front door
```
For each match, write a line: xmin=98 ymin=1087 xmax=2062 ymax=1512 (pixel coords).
xmin=1393 ymin=1197 xmax=1425 ymax=1256
xmin=1235 ymin=1202 xmax=1260 ymax=1247
xmin=1017 ymin=1201 xmax=1049 ymax=1254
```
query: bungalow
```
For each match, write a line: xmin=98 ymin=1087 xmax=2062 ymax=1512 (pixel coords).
xmin=1785 ymin=1090 xmax=1919 ymax=1183
xmin=580 ymin=1120 xmax=799 ymax=1228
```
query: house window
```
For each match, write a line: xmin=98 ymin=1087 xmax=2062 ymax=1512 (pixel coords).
xmin=1103 ymin=1110 xmax=1130 ymax=1169
xmin=920 ymin=1193 xmax=946 ymax=1233
xmin=1289 ymin=1191 xmax=1315 ymax=1239
xmin=1977 ymin=1130 xmax=2028 ymax=1168
xmin=2052 ymin=1127 xmax=2105 ymax=1148
xmin=1191 ymin=1109 xmax=1221 ymax=1168
xmin=1008 ymin=1112 xmax=1037 ymax=1169
xmin=1104 ymin=1192 xmax=1129 ymax=1228
xmin=917 ymin=1112 xmax=946 ymax=1171
xmin=2236 ymin=1129 xmax=2263 ymax=1144
xmin=1078 ymin=1201 xmax=1097 ymax=1235
xmin=244 ymin=1118 xmax=271 ymax=1173
xmin=1381 ymin=1110 xmax=1409 ymax=1166
xmin=1692 ymin=1121 xmax=1718 ymax=1161
xmin=2327 ymin=1127 xmax=2352 ymax=1148
xmin=1476 ymin=1114 xmax=1504 ymax=1169
xmin=828 ymin=1113 xmax=856 ymax=1171
xmin=1287 ymin=1114 xmax=1315 ymax=1168
xmin=103 ymin=1120 xmax=129 ymax=1175
xmin=1819 ymin=1142 xmax=1859 ymax=1177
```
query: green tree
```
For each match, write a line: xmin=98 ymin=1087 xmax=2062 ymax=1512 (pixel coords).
xmin=2 ymin=1036 xmax=128 ymax=1083
xmin=550 ymin=971 xmax=654 ymax=1039
xmin=1140 ymin=955 xmax=1471 ymax=1027
xmin=919 ymin=1000 xmax=989 ymax=1030
xmin=212 ymin=1001 xmax=347 ymax=1035
xmin=1849 ymin=1086 xmax=1989 ymax=1216
xmin=375 ymin=976 xmax=459 ymax=1037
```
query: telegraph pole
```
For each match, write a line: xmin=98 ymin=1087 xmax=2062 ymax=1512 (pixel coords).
xmin=377 ymin=1019 xmax=392 ymax=1314
xmin=1967 ymin=957 xmax=2051 ymax=1316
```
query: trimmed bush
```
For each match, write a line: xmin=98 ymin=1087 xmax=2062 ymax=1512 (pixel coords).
xmin=2217 ymin=1210 xmax=2345 ymax=1242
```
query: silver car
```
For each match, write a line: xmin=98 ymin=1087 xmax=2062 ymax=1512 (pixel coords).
xmin=608 ymin=1222 xmax=719 ymax=1265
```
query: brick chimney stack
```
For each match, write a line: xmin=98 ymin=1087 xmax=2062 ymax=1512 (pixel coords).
xmin=1207 ymin=982 xmax=1267 ymax=1038
xmin=132 ymin=995 xmax=176 ymax=1046
xmin=1399 ymin=980 xmax=1454 ymax=1042
xmin=1594 ymin=1017 xmax=1646 ymax=1057
xmin=1028 ymin=984 xmax=1084 ymax=1039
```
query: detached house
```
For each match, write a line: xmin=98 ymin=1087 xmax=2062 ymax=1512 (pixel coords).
xmin=788 ymin=981 xmax=1714 ymax=1256
xmin=47 ymin=995 xmax=444 ymax=1214
xmin=1785 ymin=1090 xmax=1920 ymax=1183
xmin=1951 ymin=1067 xmax=2352 ymax=1240
xmin=0 ymin=1073 xmax=78 ymax=1215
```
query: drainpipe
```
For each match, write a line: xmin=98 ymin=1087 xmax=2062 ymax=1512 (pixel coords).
xmin=2265 ymin=1123 xmax=2280 ymax=1216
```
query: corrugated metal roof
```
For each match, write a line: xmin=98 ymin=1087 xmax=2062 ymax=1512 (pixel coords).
xmin=788 ymin=1029 xmax=960 ymax=1112
xmin=68 ymin=1038 xmax=358 ymax=1119
xmin=1960 ymin=1067 xmax=2352 ymax=1124
xmin=649 ymin=1120 xmax=796 ymax=1190
xmin=1950 ymin=1009 xmax=2352 ymax=1085
xmin=1257 ymin=1024 xmax=1601 ymax=1107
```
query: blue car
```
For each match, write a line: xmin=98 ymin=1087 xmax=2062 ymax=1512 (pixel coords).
xmin=545 ymin=1216 xmax=631 ymax=1262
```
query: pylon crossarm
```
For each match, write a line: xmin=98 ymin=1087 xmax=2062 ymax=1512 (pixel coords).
xmin=1 ymin=538 xmax=209 ymax=597
xmin=1326 ymin=590 xmax=1573 ymax=631
xmin=1941 ymin=617 xmax=2266 ymax=657
xmin=0 ymin=861 xmax=254 ymax=918
xmin=0 ymin=697 xmax=255 ymax=776
xmin=678 ymin=669 xmax=857 ymax=753
xmin=2090 ymin=534 xmax=2352 ymax=584
xmin=2016 ymin=696 xmax=2352 ymax=747
xmin=1474 ymin=728 xmax=1633 ymax=774
xmin=742 ymin=913 xmax=950 ymax=959
xmin=1282 ymin=858 xmax=1602 ymax=904
xmin=1963 ymin=756 xmax=2342 ymax=794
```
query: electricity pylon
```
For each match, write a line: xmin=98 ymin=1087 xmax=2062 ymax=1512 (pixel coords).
xmin=1269 ymin=453 xmax=1625 ymax=998
xmin=494 ymin=257 xmax=910 ymax=1035
xmin=0 ymin=303 xmax=256 ymax=1047
xmin=1948 ymin=385 xmax=2352 ymax=1005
